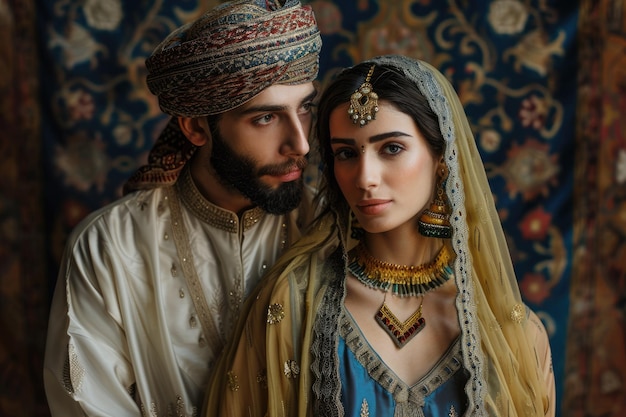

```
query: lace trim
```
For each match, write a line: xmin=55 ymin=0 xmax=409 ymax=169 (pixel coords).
xmin=339 ymin=309 xmax=463 ymax=408
xmin=310 ymin=247 xmax=346 ymax=417
xmin=371 ymin=56 xmax=484 ymax=415
xmin=175 ymin=166 xmax=265 ymax=233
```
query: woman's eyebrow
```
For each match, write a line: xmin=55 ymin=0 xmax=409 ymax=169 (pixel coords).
xmin=369 ymin=131 xmax=411 ymax=143
xmin=330 ymin=131 xmax=411 ymax=145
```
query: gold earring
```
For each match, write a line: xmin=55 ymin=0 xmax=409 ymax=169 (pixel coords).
xmin=347 ymin=65 xmax=379 ymax=127
xmin=418 ymin=165 xmax=452 ymax=238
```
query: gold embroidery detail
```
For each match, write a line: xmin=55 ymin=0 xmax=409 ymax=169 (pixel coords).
xmin=146 ymin=402 xmax=157 ymax=417
xmin=140 ymin=396 xmax=198 ymax=417
xmin=257 ymin=369 xmax=268 ymax=389
xmin=227 ymin=371 xmax=240 ymax=392
xmin=510 ymin=303 xmax=524 ymax=324
xmin=283 ymin=360 xmax=300 ymax=379
xmin=495 ymin=390 xmax=503 ymax=413
xmin=281 ymin=223 xmax=287 ymax=249
xmin=490 ymin=319 xmax=502 ymax=331
xmin=360 ymin=399 xmax=370 ymax=417
xmin=267 ymin=303 xmax=285 ymax=324
xmin=167 ymin=186 xmax=224 ymax=354
xmin=229 ymin=284 xmax=243 ymax=327
xmin=62 ymin=343 xmax=84 ymax=394
xmin=176 ymin=166 xmax=264 ymax=232
xmin=128 ymin=383 xmax=137 ymax=399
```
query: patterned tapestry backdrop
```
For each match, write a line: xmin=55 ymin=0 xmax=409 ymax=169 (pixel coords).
xmin=1 ymin=0 xmax=625 ymax=416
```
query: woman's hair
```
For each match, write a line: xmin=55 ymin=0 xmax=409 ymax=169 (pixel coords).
xmin=315 ymin=61 xmax=446 ymax=215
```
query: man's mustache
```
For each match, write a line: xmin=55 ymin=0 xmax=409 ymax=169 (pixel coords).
xmin=258 ymin=157 xmax=308 ymax=176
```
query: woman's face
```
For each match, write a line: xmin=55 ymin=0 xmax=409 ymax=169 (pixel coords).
xmin=329 ymin=100 xmax=439 ymax=236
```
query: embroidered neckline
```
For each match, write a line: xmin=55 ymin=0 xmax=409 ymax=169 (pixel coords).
xmin=340 ymin=308 xmax=463 ymax=400
xmin=175 ymin=166 xmax=265 ymax=233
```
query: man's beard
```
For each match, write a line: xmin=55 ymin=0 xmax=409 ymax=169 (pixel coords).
xmin=209 ymin=129 xmax=307 ymax=215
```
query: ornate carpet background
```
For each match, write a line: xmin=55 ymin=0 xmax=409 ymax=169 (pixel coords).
xmin=1 ymin=0 xmax=624 ymax=416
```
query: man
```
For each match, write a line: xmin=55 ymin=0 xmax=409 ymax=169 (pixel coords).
xmin=43 ymin=1 xmax=321 ymax=415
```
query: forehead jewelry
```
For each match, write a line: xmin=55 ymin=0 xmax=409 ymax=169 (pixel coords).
xmin=348 ymin=65 xmax=379 ymax=127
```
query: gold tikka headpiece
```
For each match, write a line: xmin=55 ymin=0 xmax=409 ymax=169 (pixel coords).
xmin=348 ymin=65 xmax=379 ymax=127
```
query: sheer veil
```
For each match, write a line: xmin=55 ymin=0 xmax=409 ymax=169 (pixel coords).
xmin=369 ymin=55 xmax=550 ymax=416
xmin=203 ymin=55 xmax=552 ymax=417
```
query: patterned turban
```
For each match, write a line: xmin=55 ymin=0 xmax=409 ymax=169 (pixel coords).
xmin=145 ymin=0 xmax=321 ymax=117
xmin=125 ymin=0 xmax=321 ymax=193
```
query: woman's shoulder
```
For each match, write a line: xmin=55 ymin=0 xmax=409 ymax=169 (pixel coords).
xmin=276 ymin=242 xmax=344 ymax=294
xmin=524 ymin=306 xmax=556 ymax=417
xmin=525 ymin=306 xmax=550 ymax=343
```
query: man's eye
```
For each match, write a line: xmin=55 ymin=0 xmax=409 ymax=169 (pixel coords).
xmin=255 ymin=114 xmax=274 ymax=125
xmin=302 ymin=101 xmax=316 ymax=112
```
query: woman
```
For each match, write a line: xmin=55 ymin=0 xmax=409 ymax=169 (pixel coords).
xmin=204 ymin=55 xmax=555 ymax=417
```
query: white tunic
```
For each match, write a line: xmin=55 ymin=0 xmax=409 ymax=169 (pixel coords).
xmin=43 ymin=168 xmax=315 ymax=416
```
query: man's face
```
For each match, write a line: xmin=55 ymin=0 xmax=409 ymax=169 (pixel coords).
xmin=209 ymin=83 xmax=317 ymax=214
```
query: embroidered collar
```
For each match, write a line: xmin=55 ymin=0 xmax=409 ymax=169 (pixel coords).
xmin=175 ymin=166 xmax=265 ymax=233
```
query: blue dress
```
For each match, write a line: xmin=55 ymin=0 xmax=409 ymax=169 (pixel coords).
xmin=338 ymin=309 xmax=468 ymax=417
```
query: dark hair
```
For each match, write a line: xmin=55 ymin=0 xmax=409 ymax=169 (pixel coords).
xmin=315 ymin=61 xmax=445 ymax=214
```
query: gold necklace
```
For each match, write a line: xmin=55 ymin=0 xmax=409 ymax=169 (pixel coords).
xmin=348 ymin=242 xmax=454 ymax=297
xmin=348 ymin=243 xmax=455 ymax=348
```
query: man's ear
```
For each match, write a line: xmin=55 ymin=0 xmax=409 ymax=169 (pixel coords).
xmin=178 ymin=116 xmax=210 ymax=147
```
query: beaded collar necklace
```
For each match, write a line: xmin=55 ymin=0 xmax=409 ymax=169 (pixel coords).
xmin=348 ymin=242 xmax=455 ymax=347
xmin=347 ymin=242 xmax=455 ymax=298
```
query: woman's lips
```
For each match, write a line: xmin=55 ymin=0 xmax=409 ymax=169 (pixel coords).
xmin=356 ymin=199 xmax=391 ymax=215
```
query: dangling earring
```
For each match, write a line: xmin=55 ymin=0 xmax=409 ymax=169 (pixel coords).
xmin=418 ymin=165 xmax=452 ymax=238
xmin=350 ymin=211 xmax=365 ymax=240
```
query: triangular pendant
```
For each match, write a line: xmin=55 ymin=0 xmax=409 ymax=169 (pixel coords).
xmin=375 ymin=302 xmax=426 ymax=348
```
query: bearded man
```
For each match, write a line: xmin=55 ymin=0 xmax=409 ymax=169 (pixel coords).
xmin=43 ymin=1 xmax=321 ymax=415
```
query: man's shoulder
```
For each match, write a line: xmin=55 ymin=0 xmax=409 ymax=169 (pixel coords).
xmin=66 ymin=188 xmax=165 ymax=246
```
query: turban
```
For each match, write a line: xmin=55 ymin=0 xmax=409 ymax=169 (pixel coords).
xmin=125 ymin=0 xmax=321 ymax=193
xmin=145 ymin=0 xmax=321 ymax=117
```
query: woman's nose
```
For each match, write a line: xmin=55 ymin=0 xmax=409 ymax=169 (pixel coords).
xmin=355 ymin=152 xmax=379 ymax=190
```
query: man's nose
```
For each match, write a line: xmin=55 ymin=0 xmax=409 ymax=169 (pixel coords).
xmin=281 ymin=115 xmax=310 ymax=156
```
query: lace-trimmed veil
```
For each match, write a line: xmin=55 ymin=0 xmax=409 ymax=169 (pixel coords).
xmin=203 ymin=55 xmax=551 ymax=417
xmin=367 ymin=55 xmax=548 ymax=416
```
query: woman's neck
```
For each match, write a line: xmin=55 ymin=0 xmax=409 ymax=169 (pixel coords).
xmin=361 ymin=229 xmax=444 ymax=266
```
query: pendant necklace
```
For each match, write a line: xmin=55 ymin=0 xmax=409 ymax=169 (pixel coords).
xmin=348 ymin=243 xmax=455 ymax=348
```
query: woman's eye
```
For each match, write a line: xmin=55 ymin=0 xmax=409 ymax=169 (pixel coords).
xmin=384 ymin=143 xmax=403 ymax=155
xmin=333 ymin=148 xmax=356 ymax=161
